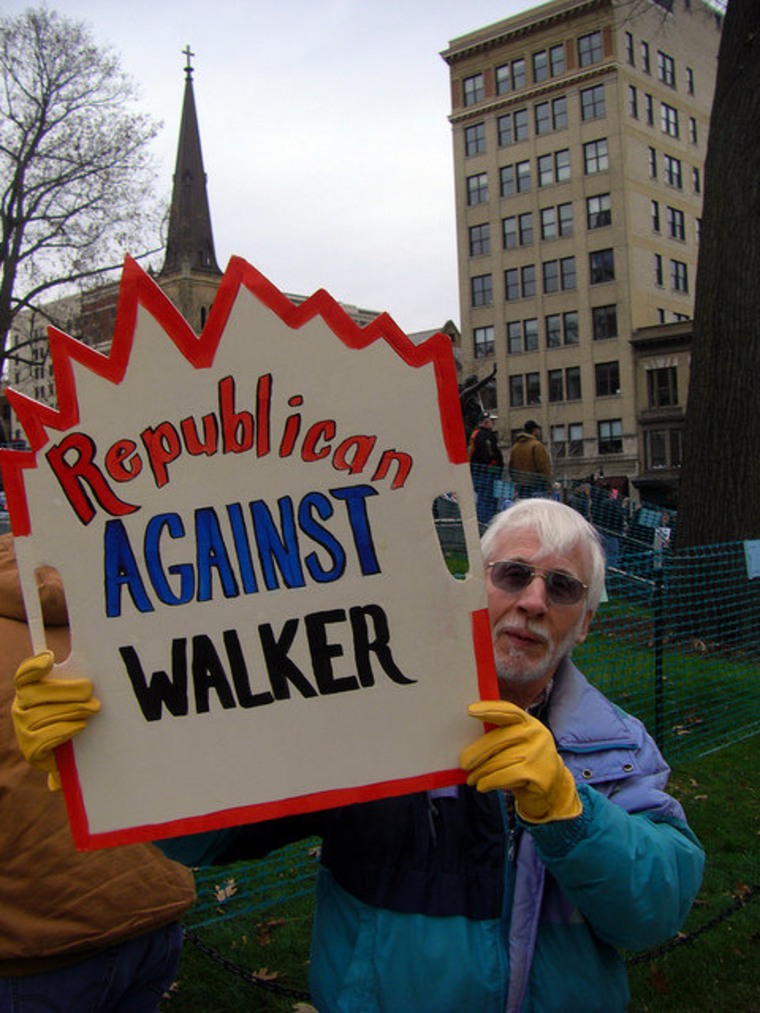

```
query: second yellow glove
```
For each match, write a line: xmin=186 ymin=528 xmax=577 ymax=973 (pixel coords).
xmin=460 ymin=700 xmax=582 ymax=823
xmin=11 ymin=651 xmax=101 ymax=791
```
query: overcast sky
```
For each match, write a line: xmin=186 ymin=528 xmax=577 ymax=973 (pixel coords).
xmin=8 ymin=0 xmax=543 ymax=333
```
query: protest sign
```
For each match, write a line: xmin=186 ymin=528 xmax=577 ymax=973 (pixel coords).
xmin=1 ymin=257 xmax=496 ymax=848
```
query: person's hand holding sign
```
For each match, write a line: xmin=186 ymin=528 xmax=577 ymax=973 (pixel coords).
xmin=460 ymin=699 xmax=582 ymax=823
xmin=11 ymin=651 xmax=100 ymax=791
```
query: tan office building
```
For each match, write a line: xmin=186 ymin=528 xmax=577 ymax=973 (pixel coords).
xmin=441 ymin=0 xmax=722 ymax=493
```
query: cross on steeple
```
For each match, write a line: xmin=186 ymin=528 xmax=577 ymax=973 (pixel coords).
xmin=183 ymin=44 xmax=195 ymax=79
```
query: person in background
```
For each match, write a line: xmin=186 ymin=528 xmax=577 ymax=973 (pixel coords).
xmin=508 ymin=420 xmax=551 ymax=499
xmin=0 ymin=534 xmax=196 ymax=1012
xmin=469 ymin=411 xmax=504 ymax=526
xmin=11 ymin=501 xmax=704 ymax=1013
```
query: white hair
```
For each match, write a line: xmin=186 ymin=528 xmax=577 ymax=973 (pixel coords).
xmin=481 ymin=499 xmax=606 ymax=610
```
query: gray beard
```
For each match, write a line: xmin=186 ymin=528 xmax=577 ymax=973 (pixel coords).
xmin=494 ymin=613 xmax=585 ymax=696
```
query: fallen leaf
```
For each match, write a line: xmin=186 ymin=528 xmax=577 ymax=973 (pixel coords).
xmin=252 ymin=967 xmax=279 ymax=981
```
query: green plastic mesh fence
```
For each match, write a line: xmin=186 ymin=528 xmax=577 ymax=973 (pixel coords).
xmin=184 ymin=469 xmax=760 ymax=931
xmin=460 ymin=465 xmax=760 ymax=763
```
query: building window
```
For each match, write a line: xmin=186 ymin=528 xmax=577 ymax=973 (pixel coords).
xmin=514 ymin=108 xmax=529 ymax=142
xmin=512 ymin=58 xmax=526 ymax=90
xmin=578 ymin=31 xmax=603 ymax=67
xmin=541 ymin=206 xmax=557 ymax=240
xmin=657 ymin=50 xmax=676 ymax=87
xmin=516 ymin=160 xmax=531 ymax=192
xmin=498 ymin=114 xmax=513 ymax=147
xmin=543 ymin=260 xmax=559 ymax=293
xmin=589 ymin=248 xmax=615 ymax=284
xmin=693 ymin=166 xmax=701 ymax=193
xmin=469 ymin=223 xmax=490 ymax=256
xmin=625 ymin=31 xmax=635 ymax=65
xmin=671 ymin=259 xmax=689 ymax=292
xmin=566 ymin=367 xmax=581 ymax=400
xmin=547 ymin=313 xmax=578 ymax=346
xmin=645 ymin=94 xmax=654 ymax=126
xmin=552 ymin=96 xmax=568 ymax=130
xmin=646 ymin=429 xmax=682 ymax=470
xmin=467 ymin=173 xmax=488 ymax=205
xmin=664 ymin=154 xmax=683 ymax=188
xmin=499 ymin=165 xmax=515 ymax=196
xmin=560 ymin=256 xmax=576 ymax=289
xmin=649 ymin=146 xmax=657 ymax=178
xmin=661 ymin=103 xmax=679 ymax=138
xmin=580 ymin=84 xmax=606 ymax=120
xmin=522 ymin=264 xmax=536 ymax=297
xmin=519 ymin=212 xmax=534 ymax=244
xmin=583 ymin=138 xmax=608 ymax=174
xmin=502 ymin=217 xmax=518 ymax=249
xmin=686 ymin=67 xmax=695 ymax=95
xmin=587 ymin=193 xmax=611 ymax=229
xmin=654 ymin=254 xmax=663 ymax=286
xmin=549 ymin=43 xmax=565 ymax=76
xmin=534 ymin=98 xmax=566 ymax=137
xmin=546 ymin=314 xmax=561 ymax=348
xmin=543 ymin=259 xmax=575 ymax=294
xmin=495 ymin=64 xmax=511 ymax=95
xmin=564 ymin=310 xmax=579 ymax=345
xmin=641 ymin=41 xmax=651 ymax=74
xmin=647 ymin=366 xmax=678 ymax=407
xmin=555 ymin=149 xmax=570 ymax=183
xmin=464 ymin=123 xmax=486 ymax=156
xmin=524 ymin=319 xmax=539 ymax=352
xmin=558 ymin=202 xmax=573 ymax=236
xmin=510 ymin=371 xmax=540 ymax=407
xmin=595 ymin=361 xmax=620 ymax=397
xmin=533 ymin=50 xmax=548 ymax=82
xmin=598 ymin=419 xmax=623 ymax=454
xmin=535 ymin=101 xmax=551 ymax=136
xmin=505 ymin=268 xmax=522 ymax=301
xmin=628 ymin=85 xmax=638 ymax=118
xmin=667 ymin=206 xmax=685 ymax=240
xmin=507 ymin=320 xmax=522 ymax=353
xmin=472 ymin=274 xmax=493 ymax=306
xmin=539 ymin=150 xmax=570 ymax=187
xmin=592 ymin=304 xmax=618 ymax=339
xmin=569 ymin=423 xmax=584 ymax=456
xmin=474 ymin=325 xmax=494 ymax=358
xmin=548 ymin=368 xmax=564 ymax=402
xmin=538 ymin=154 xmax=553 ymax=187
xmin=552 ymin=424 xmax=567 ymax=458
xmin=463 ymin=73 xmax=484 ymax=106
xmin=651 ymin=200 xmax=660 ymax=232
xmin=689 ymin=117 xmax=698 ymax=143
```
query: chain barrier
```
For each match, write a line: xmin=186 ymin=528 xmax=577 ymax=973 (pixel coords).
xmin=625 ymin=883 xmax=760 ymax=966
xmin=182 ymin=883 xmax=759 ymax=1001
xmin=182 ymin=926 xmax=312 ymax=1001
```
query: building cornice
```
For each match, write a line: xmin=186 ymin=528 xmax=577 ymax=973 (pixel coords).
xmin=441 ymin=0 xmax=610 ymax=65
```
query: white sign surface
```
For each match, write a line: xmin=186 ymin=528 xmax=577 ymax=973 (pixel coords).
xmin=2 ymin=258 xmax=495 ymax=848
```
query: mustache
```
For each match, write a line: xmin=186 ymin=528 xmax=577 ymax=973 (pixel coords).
xmin=492 ymin=620 xmax=550 ymax=647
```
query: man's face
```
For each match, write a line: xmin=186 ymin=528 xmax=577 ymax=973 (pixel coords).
xmin=485 ymin=527 xmax=594 ymax=707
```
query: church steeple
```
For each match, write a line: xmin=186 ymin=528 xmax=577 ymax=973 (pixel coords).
xmin=159 ymin=47 xmax=221 ymax=278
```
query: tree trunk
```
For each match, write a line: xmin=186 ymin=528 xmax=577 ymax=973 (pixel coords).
xmin=676 ymin=0 xmax=760 ymax=546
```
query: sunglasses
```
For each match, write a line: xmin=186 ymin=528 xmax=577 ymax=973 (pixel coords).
xmin=488 ymin=560 xmax=588 ymax=605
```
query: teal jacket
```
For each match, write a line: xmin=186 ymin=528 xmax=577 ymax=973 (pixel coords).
xmin=162 ymin=660 xmax=704 ymax=1012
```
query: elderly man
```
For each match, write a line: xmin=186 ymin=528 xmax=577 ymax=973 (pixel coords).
xmin=13 ymin=500 xmax=703 ymax=1013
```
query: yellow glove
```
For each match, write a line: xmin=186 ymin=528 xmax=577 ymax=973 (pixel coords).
xmin=460 ymin=700 xmax=582 ymax=823
xmin=11 ymin=651 xmax=101 ymax=791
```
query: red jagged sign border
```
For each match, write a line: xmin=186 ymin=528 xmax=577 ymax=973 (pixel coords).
xmin=1 ymin=256 xmax=468 ymax=536
xmin=2 ymin=257 xmax=496 ymax=848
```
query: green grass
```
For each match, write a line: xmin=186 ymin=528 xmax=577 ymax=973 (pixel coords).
xmin=164 ymin=735 xmax=759 ymax=1012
